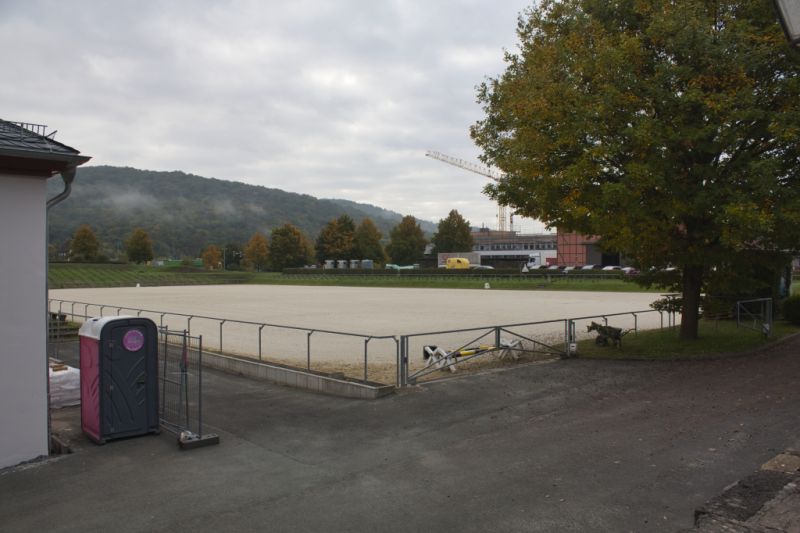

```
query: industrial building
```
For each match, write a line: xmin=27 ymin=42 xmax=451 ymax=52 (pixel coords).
xmin=556 ymin=231 xmax=620 ymax=267
xmin=468 ymin=228 xmax=620 ymax=268
xmin=471 ymin=228 xmax=557 ymax=267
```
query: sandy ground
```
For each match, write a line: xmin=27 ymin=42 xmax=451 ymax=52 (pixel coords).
xmin=50 ymin=285 xmax=663 ymax=381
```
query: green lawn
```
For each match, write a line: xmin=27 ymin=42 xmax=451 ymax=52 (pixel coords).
xmin=577 ymin=319 xmax=800 ymax=360
xmin=48 ymin=263 xmax=252 ymax=288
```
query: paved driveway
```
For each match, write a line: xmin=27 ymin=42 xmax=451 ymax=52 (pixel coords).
xmin=3 ymin=336 xmax=800 ymax=532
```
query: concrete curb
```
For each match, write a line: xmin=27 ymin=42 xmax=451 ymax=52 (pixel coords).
xmin=680 ymin=450 xmax=800 ymax=532
xmin=201 ymin=350 xmax=395 ymax=400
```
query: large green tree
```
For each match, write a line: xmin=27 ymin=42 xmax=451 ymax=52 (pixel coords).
xmin=386 ymin=216 xmax=427 ymax=265
xmin=70 ymin=224 xmax=99 ymax=262
xmin=431 ymin=210 xmax=474 ymax=254
xmin=472 ymin=0 xmax=800 ymax=339
xmin=315 ymin=214 xmax=357 ymax=262
xmin=353 ymin=218 xmax=387 ymax=262
xmin=269 ymin=224 xmax=314 ymax=270
xmin=125 ymin=228 xmax=154 ymax=264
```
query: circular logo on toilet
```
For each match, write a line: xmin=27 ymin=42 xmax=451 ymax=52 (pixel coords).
xmin=122 ymin=329 xmax=145 ymax=351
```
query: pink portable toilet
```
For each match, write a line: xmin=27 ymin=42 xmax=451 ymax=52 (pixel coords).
xmin=79 ymin=316 xmax=159 ymax=444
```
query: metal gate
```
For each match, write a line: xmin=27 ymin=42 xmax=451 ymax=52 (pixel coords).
xmin=736 ymin=298 xmax=773 ymax=338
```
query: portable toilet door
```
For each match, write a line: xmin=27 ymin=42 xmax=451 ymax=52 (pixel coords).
xmin=79 ymin=316 xmax=159 ymax=444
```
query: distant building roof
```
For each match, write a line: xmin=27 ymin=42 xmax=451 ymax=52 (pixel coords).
xmin=0 ymin=120 xmax=90 ymax=177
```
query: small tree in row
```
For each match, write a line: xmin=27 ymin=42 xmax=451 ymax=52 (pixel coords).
xmin=431 ymin=210 xmax=473 ymax=254
xmin=386 ymin=216 xmax=427 ymax=265
xmin=125 ymin=228 xmax=154 ymax=264
xmin=69 ymin=224 xmax=99 ymax=262
xmin=201 ymin=245 xmax=222 ymax=270
xmin=243 ymin=232 xmax=269 ymax=271
xmin=269 ymin=224 xmax=315 ymax=270
xmin=316 ymin=215 xmax=387 ymax=263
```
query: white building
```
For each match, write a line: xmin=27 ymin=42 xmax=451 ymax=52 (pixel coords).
xmin=0 ymin=120 xmax=90 ymax=468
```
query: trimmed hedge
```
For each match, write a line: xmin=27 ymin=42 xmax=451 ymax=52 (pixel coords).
xmin=783 ymin=295 xmax=800 ymax=325
xmin=283 ymin=267 xmax=624 ymax=279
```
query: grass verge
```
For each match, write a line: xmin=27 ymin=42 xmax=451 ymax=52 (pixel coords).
xmin=49 ymin=263 xmax=660 ymax=292
xmin=577 ymin=319 xmax=800 ymax=360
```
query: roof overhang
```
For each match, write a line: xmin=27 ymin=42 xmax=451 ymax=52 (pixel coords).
xmin=0 ymin=148 xmax=91 ymax=178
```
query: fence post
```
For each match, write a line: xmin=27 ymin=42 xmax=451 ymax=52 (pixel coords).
xmin=736 ymin=301 xmax=741 ymax=328
xmin=160 ymin=313 xmax=166 ymax=329
xmin=307 ymin=331 xmax=314 ymax=370
xmin=632 ymin=312 xmax=638 ymax=336
xmin=395 ymin=337 xmax=401 ymax=387
xmin=494 ymin=326 xmax=501 ymax=348
xmin=364 ymin=337 xmax=372 ymax=383
xmin=258 ymin=325 xmax=265 ymax=361
xmin=187 ymin=316 xmax=192 ymax=337
xmin=198 ymin=334 xmax=203 ymax=438
xmin=160 ymin=329 xmax=168 ymax=420
xmin=219 ymin=320 xmax=226 ymax=353
xmin=399 ymin=335 xmax=408 ymax=387
xmin=766 ymin=299 xmax=773 ymax=338
xmin=100 ymin=305 xmax=105 ymax=317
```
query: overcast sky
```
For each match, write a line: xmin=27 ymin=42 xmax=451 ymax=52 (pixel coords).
xmin=1 ymin=0 xmax=547 ymax=232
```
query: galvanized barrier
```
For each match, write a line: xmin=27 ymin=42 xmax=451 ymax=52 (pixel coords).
xmin=50 ymin=298 xmax=663 ymax=388
xmin=158 ymin=328 xmax=219 ymax=448
xmin=397 ymin=310 xmax=662 ymax=385
xmin=736 ymin=298 xmax=773 ymax=337
xmin=49 ymin=299 xmax=398 ymax=384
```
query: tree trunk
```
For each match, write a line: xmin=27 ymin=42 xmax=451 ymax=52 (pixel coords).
xmin=680 ymin=265 xmax=703 ymax=340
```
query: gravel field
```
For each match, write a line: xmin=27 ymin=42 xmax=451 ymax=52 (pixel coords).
xmin=50 ymin=285 xmax=663 ymax=380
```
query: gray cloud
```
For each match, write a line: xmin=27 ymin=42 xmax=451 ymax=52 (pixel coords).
xmin=1 ymin=0 xmax=546 ymax=232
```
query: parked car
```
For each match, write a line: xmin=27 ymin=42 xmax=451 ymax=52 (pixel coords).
xmin=602 ymin=265 xmax=621 ymax=271
xmin=621 ymin=266 xmax=639 ymax=276
xmin=581 ymin=264 xmax=598 ymax=270
xmin=470 ymin=264 xmax=495 ymax=270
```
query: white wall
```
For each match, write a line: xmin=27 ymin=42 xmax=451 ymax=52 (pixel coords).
xmin=0 ymin=174 xmax=48 ymax=468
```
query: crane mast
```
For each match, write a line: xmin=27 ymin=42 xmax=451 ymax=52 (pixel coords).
xmin=425 ymin=150 xmax=512 ymax=232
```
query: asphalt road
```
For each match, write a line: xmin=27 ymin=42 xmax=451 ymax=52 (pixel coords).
xmin=4 ymin=335 xmax=800 ymax=532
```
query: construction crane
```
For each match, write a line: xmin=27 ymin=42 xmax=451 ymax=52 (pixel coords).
xmin=425 ymin=150 xmax=512 ymax=232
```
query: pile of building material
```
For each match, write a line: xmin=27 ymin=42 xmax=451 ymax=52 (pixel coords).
xmin=49 ymin=358 xmax=80 ymax=408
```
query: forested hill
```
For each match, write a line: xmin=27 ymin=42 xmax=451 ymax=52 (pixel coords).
xmin=47 ymin=166 xmax=436 ymax=258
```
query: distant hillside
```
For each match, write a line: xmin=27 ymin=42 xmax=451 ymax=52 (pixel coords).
xmin=47 ymin=166 xmax=434 ymax=258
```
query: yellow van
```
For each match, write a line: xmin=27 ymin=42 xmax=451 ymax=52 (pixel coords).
xmin=445 ymin=257 xmax=471 ymax=269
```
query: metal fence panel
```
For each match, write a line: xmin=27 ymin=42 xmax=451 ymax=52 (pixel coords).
xmin=158 ymin=328 xmax=218 ymax=448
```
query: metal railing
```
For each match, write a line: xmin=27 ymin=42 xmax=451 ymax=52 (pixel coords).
xmin=0 ymin=120 xmax=49 ymax=138
xmin=49 ymin=298 xmax=664 ymax=388
xmin=49 ymin=298 xmax=398 ymax=384
xmin=397 ymin=309 xmax=662 ymax=386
